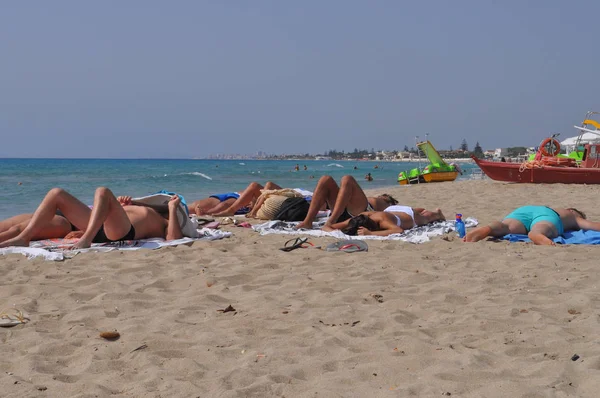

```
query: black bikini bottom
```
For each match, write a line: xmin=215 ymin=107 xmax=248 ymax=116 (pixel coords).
xmin=92 ymin=225 xmax=136 ymax=243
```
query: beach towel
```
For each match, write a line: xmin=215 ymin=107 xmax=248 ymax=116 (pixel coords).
xmin=502 ymin=229 xmax=600 ymax=245
xmin=133 ymin=193 xmax=199 ymax=238
xmin=252 ymin=218 xmax=478 ymax=244
xmin=0 ymin=228 xmax=231 ymax=261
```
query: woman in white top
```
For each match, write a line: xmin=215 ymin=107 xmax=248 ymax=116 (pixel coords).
xmin=329 ymin=206 xmax=445 ymax=236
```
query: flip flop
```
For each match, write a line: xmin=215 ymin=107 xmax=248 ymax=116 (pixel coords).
xmin=0 ymin=309 xmax=30 ymax=327
xmin=279 ymin=237 xmax=316 ymax=252
xmin=194 ymin=217 xmax=215 ymax=226
xmin=325 ymin=240 xmax=368 ymax=253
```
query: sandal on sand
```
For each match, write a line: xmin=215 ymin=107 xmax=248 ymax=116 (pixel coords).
xmin=0 ymin=308 xmax=30 ymax=327
xmin=279 ymin=237 xmax=317 ymax=252
xmin=325 ymin=240 xmax=368 ymax=253
xmin=194 ymin=217 xmax=215 ymax=226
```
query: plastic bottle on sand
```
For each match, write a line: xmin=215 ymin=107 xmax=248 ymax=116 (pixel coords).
xmin=455 ymin=214 xmax=466 ymax=238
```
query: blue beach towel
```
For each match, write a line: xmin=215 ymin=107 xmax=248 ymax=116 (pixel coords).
xmin=503 ymin=230 xmax=600 ymax=245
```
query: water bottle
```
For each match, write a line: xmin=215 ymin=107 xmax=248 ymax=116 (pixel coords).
xmin=455 ymin=214 xmax=466 ymax=238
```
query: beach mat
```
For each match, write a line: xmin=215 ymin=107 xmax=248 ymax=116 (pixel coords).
xmin=252 ymin=218 xmax=478 ymax=244
xmin=0 ymin=228 xmax=232 ymax=261
xmin=503 ymin=230 xmax=600 ymax=245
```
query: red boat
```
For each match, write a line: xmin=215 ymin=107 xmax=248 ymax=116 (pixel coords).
xmin=472 ymin=142 xmax=600 ymax=184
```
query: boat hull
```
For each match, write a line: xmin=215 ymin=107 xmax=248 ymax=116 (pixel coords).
xmin=472 ymin=156 xmax=600 ymax=184
xmin=399 ymin=171 xmax=459 ymax=185
xmin=423 ymin=171 xmax=459 ymax=183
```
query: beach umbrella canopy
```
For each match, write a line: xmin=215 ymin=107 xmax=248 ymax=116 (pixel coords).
xmin=560 ymin=132 xmax=600 ymax=146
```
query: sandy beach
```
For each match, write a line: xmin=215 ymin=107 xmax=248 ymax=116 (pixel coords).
xmin=2 ymin=180 xmax=600 ymax=397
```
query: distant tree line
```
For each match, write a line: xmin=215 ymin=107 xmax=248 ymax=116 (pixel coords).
xmin=262 ymin=139 xmax=519 ymax=161
xmin=325 ymin=148 xmax=376 ymax=160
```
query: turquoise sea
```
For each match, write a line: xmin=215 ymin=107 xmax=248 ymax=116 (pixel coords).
xmin=0 ymin=159 xmax=478 ymax=220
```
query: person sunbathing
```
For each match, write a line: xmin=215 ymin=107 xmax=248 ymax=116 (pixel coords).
xmin=327 ymin=205 xmax=445 ymax=236
xmin=0 ymin=212 xmax=75 ymax=244
xmin=209 ymin=181 xmax=283 ymax=217
xmin=189 ymin=192 xmax=244 ymax=216
xmin=294 ymin=175 xmax=398 ymax=230
xmin=0 ymin=187 xmax=184 ymax=249
xmin=464 ymin=206 xmax=600 ymax=245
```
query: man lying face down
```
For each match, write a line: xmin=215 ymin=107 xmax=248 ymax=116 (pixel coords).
xmin=465 ymin=205 xmax=600 ymax=245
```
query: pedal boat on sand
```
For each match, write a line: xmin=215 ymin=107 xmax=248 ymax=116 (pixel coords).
xmin=472 ymin=112 xmax=600 ymax=184
xmin=398 ymin=140 xmax=461 ymax=185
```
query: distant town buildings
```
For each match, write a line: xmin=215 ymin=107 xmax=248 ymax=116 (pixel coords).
xmin=205 ymin=145 xmax=532 ymax=161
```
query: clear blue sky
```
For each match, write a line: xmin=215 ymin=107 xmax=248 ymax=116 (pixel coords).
xmin=1 ymin=1 xmax=598 ymax=158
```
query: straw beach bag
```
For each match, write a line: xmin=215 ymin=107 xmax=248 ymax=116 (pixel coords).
xmin=255 ymin=189 xmax=303 ymax=220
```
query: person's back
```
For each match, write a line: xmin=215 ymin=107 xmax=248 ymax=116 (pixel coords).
xmin=554 ymin=207 xmax=598 ymax=232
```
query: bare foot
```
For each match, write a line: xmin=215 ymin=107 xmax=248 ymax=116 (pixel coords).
xmin=195 ymin=207 xmax=208 ymax=216
xmin=464 ymin=226 xmax=492 ymax=242
xmin=0 ymin=237 xmax=30 ymax=248
xmin=528 ymin=232 xmax=556 ymax=246
xmin=71 ymin=237 xmax=93 ymax=250
xmin=295 ymin=221 xmax=313 ymax=230
xmin=321 ymin=224 xmax=335 ymax=232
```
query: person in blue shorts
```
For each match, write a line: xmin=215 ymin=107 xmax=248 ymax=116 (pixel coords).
xmin=190 ymin=181 xmax=282 ymax=216
xmin=465 ymin=206 xmax=600 ymax=245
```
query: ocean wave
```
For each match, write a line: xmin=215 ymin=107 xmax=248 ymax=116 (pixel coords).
xmin=186 ymin=172 xmax=213 ymax=180
xmin=157 ymin=172 xmax=213 ymax=180
xmin=239 ymin=162 xmax=246 ymax=165
xmin=327 ymin=163 xmax=344 ymax=168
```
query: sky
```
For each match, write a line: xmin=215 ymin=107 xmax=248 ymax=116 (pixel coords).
xmin=1 ymin=1 xmax=599 ymax=158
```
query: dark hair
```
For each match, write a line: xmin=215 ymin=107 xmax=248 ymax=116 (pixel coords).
xmin=343 ymin=214 xmax=379 ymax=236
xmin=379 ymin=194 xmax=398 ymax=206
xmin=568 ymin=208 xmax=587 ymax=219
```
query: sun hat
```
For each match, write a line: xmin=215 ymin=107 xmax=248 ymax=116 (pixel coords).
xmin=254 ymin=189 xmax=304 ymax=220
xmin=256 ymin=195 xmax=289 ymax=220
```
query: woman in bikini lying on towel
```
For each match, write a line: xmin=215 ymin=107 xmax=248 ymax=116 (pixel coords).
xmin=295 ymin=175 xmax=398 ymax=231
xmin=190 ymin=181 xmax=283 ymax=217
xmin=328 ymin=205 xmax=445 ymax=236
xmin=0 ymin=187 xmax=184 ymax=249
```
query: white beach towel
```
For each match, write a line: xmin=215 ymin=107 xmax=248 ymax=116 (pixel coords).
xmin=0 ymin=228 xmax=231 ymax=261
xmin=252 ymin=218 xmax=478 ymax=244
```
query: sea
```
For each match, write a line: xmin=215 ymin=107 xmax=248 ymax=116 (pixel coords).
xmin=0 ymin=158 xmax=479 ymax=220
